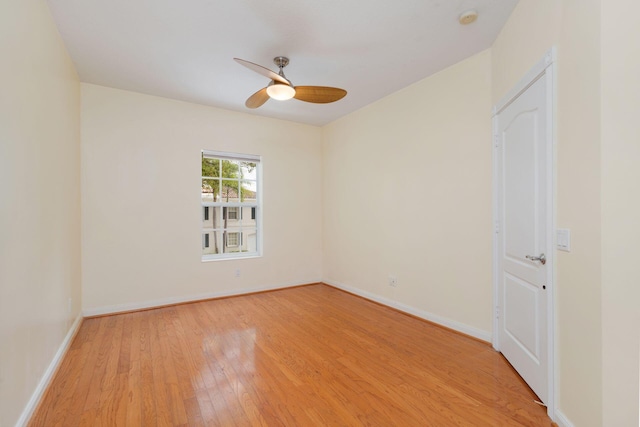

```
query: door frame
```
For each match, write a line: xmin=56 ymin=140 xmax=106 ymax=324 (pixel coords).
xmin=491 ymin=47 xmax=557 ymax=419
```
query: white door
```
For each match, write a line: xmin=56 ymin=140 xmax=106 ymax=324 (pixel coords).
xmin=493 ymin=57 xmax=554 ymax=406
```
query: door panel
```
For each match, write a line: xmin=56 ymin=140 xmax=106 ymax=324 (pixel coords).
xmin=504 ymin=110 xmax=537 ymax=260
xmin=504 ymin=273 xmax=540 ymax=361
xmin=495 ymin=74 xmax=549 ymax=403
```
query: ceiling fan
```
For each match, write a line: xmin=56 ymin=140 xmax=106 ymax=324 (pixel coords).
xmin=234 ymin=56 xmax=347 ymax=109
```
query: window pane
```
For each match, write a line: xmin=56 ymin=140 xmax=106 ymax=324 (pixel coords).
xmin=220 ymin=159 xmax=241 ymax=180
xmin=244 ymin=229 xmax=258 ymax=253
xmin=202 ymin=178 xmax=219 ymax=202
xmin=202 ymin=231 xmax=222 ymax=255
xmin=223 ymin=229 xmax=257 ymax=254
xmin=239 ymin=162 xmax=257 ymax=179
xmin=225 ymin=207 xmax=240 ymax=221
xmin=221 ymin=179 xmax=239 ymax=201
xmin=242 ymin=206 xmax=257 ymax=226
xmin=202 ymin=207 xmax=223 ymax=229
xmin=226 ymin=232 xmax=241 ymax=248
xmin=240 ymin=180 xmax=257 ymax=200
xmin=202 ymin=157 xmax=220 ymax=178
xmin=222 ymin=230 xmax=238 ymax=254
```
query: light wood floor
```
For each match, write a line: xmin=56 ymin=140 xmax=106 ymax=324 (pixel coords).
xmin=30 ymin=284 xmax=553 ymax=426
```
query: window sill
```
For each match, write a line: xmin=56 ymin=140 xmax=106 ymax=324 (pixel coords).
xmin=201 ymin=254 xmax=262 ymax=263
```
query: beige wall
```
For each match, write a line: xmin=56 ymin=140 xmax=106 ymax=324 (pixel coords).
xmin=81 ymin=84 xmax=323 ymax=312
xmin=322 ymin=50 xmax=493 ymax=336
xmin=493 ymin=0 xmax=603 ymax=425
xmin=0 ymin=1 xmax=81 ymax=426
xmin=5 ymin=2 xmax=636 ymax=426
xmin=601 ymin=0 xmax=640 ymax=424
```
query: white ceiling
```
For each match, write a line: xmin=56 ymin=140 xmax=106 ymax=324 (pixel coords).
xmin=47 ymin=0 xmax=518 ymax=127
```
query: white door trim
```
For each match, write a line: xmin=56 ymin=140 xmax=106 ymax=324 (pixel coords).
xmin=492 ymin=47 xmax=557 ymax=419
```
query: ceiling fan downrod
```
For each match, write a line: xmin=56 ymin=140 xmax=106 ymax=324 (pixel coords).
xmin=273 ymin=56 xmax=290 ymax=79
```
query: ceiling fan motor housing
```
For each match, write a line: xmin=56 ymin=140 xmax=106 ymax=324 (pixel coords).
xmin=273 ymin=56 xmax=290 ymax=69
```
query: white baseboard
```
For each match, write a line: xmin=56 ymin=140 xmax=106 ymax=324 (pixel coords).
xmin=553 ymin=409 xmax=575 ymax=427
xmin=82 ymin=280 xmax=322 ymax=317
xmin=324 ymin=279 xmax=492 ymax=343
xmin=15 ymin=313 xmax=83 ymax=427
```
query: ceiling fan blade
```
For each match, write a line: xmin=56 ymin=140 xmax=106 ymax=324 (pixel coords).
xmin=234 ymin=58 xmax=290 ymax=85
xmin=245 ymin=87 xmax=269 ymax=109
xmin=293 ymin=86 xmax=347 ymax=104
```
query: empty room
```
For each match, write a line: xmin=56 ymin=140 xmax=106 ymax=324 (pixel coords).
xmin=1 ymin=0 xmax=638 ymax=426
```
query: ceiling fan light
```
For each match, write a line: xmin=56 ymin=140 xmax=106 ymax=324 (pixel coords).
xmin=266 ymin=83 xmax=295 ymax=101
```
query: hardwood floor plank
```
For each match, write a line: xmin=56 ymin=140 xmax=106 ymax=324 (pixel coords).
xmin=196 ymin=299 xmax=270 ymax=426
xmin=29 ymin=284 xmax=554 ymax=426
xmin=116 ymin=313 xmax=133 ymax=375
xmin=183 ymin=396 xmax=205 ymax=427
xmin=223 ymin=298 xmax=316 ymax=427
xmin=149 ymin=310 xmax=176 ymax=426
xmin=82 ymin=316 xmax=120 ymax=413
xmin=191 ymin=302 xmax=246 ymax=426
xmin=172 ymin=305 xmax=223 ymax=426
xmin=138 ymin=311 xmax=158 ymax=426
xmin=125 ymin=359 xmax=143 ymax=426
xmin=97 ymin=373 xmax=129 ymax=426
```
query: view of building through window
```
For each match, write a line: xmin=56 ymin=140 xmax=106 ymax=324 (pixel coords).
xmin=201 ymin=151 xmax=260 ymax=260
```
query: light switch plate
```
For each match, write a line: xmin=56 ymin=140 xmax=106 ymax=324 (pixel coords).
xmin=556 ymin=228 xmax=571 ymax=252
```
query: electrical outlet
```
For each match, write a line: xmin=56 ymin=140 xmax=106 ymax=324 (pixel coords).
xmin=235 ymin=269 xmax=241 ymax=278
xmin=388 ymin=275 xmax=397 ymax=287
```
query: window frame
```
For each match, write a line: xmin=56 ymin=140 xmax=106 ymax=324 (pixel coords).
xmin=201 ymin=150 xmax=262 ymax=261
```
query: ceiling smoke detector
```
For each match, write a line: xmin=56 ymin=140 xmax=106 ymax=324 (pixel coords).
xmin=459 ymin=10 xmax=478 ymax=25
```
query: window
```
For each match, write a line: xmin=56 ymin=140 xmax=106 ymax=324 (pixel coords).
xmin=226 ymin=232 xmax=241 ymax=247
xmin=226 ymin=207 xmax=239 ymax=220
xmin=201 ymin=151 xmax=260 ymax=260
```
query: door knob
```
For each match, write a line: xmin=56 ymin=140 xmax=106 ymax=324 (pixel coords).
xmin=526 ymin=253 xmax=546 ymax=265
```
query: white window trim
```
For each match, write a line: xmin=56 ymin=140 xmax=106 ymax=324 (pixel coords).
xmin=201 ymin=150 xmax=262 ymax=262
